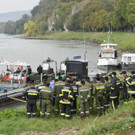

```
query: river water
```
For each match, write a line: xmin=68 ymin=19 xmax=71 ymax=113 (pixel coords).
xmin=0 ymin=33 xmax=100 ymax=111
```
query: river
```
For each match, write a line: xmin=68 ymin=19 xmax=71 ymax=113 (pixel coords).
xmin=0 ymin=33 xmax=100 ymax=111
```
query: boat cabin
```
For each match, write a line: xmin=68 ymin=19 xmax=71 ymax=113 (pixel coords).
xmin=99 ymin=44 xmax=118 ymax=59
xmin=121 ymin=53 xmax=135 ymax=64
xmin=65 ymin=60 xmax=88 ymax=79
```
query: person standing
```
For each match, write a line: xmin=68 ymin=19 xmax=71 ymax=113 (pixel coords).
xmin=37 ymin=65 xmax=43 ymax=75
xmin=93 ymin=77 xmax=106 ymax=116
xmin=120 ymin=71 xmax=130 ymax=101
xmin=53 ymin=76 xmax=65 ymax=116
xmin=59 ymin=80 xmax=73 ymax=119
xmin=104 ymin=76 xmax=111 ymax=111
xmin=85 ymin=77 xmax=93 ymax=114
xmin=79 ymin=80 xmax=91 ymax=119
xmin=110 ymin=72 xmax=120 ymax=110
xmin=70 ymin=79 xmax=79 ymax=114
xmin=39 ymin=81 xmax=53 ymax=118
xmin=23 ymin=82 xmax=39 ymax=118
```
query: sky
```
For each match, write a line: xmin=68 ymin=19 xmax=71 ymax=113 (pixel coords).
xmin=0 ymin=0 xmax=40 ymax=13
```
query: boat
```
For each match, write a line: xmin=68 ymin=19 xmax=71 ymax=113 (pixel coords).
xmin=0 ymin=59 xmax=31 ymax=83
xmin=28 ymin=57 xmax=57 ymax=82
xmin=97 ymin=42 xmax=121 ymax=70
xmin=121 ymin=53 xmax=135 ymax=70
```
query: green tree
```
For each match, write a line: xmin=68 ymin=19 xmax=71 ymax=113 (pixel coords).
xmin=126 ymin=0 xmax=135 ymax=32
xmin=24 ymin=20 xmax=37 ymax=36
xmin=4 ymin=21 xmax=16 ymax=34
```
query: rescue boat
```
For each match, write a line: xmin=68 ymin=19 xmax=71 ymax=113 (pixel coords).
xmin=0 ymin=59 xmax=31 ymax=83
xmin=97 ymin=43 xmax=121 ymax=70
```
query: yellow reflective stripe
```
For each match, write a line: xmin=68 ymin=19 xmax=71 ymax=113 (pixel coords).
xmin=62 ymin=89 xmax=71 ymax=93
xmin=110 ymin=96 xmax=117 ymax=99
xmin=59 ymin=94 xmax=63 ymax=97
xmin=111 ymin=87 xmax=115 ymax=90
xmin=128 ymin=91 xmax=135 ymax=94
xmin=38 ymin=86 xmax=46 ymax=89
xmin=96 ymin=87 xmax=105 ymax=89
xmin=59 ymin=100 xmax=71 ymax=104
xmin=65 ymin=114 xmax=70 ymax=117
xmin=126 ymin=77 xmax=130 ymax=81
xmin=68 ymin=95 xmax=73 ymax=98
xmin=112 ymin=100 xmax=115 ymax=110
xmin=131 ymin=82 xmax=135 ymax=85
xmin=28 ymin=93 xmax=37 ymax=96
xmin=116 ymin=82 xmax=120 ymax=85
xmin=61 ymin=113 xmax=65 ymax=116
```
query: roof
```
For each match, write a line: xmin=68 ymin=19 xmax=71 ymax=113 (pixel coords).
xmin=100 ymin=43 xmax=117 ymax=47
xmin=122 ymin=53 xmax=135 ymax=57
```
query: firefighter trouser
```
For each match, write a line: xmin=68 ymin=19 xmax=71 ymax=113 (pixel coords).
xmin=80 ymin=100 xmax=89 ymax=117
xmin=119 ymin=89 xmax=124 ymax=104
xmin=61 ymin=104 xmax=71 ymax=118
xmin=55 ymin=96 xmax=60 ymax=113
xmin=104 ymin=95 xmax=110 ymax=111
xmin=111 ymin=97 xmax=119 ymax=110
xmin=89 ymin=96 xmax=94 ymax=111
xmin=96 ymin=96 xmax=104 ymax=115
xmin=40 ymin=99 xmax=51 ymax=117
xmin=71 ymin=98 xmax=77 ymax=113
xmin=27 ymin=100 xmax=37 ymax=118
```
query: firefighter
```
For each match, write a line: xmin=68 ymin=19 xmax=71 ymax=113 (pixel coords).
xmin=127 ymin=74 xmax=135 ymax=99
xmin=59 ymin=79 xmax=73 ymax=119
xmin=110 ymin=72 xmax=120 ymax=110
xmin=93 ymin=77 xmax=106 ymax=116
xmin=70 ymin=79 xmax=78 ymax=114
xmin=120 ymin=71 xmax=130 ymax=101
xmin=119 ymin=75 xmax=124 ymax=105
xmin=79 ymin=80 xmax=91 ymax=119
xmin=104 ymin=76 xmax=111 ymax=111
xmin=23 ymin=82 xmax=39 ymax=118
xmin=39 ymin=81 xmax=52 ymax=118
xmin=53 ymin=76 xmax=65 ymax=116
xmin=85 ymin=77 xmax=93 ymax=113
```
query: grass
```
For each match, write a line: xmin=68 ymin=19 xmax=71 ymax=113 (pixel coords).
xmin=25 ymin=31 xmax=135 ymax=52
xmin=0 ymin=101 xmax=135 ymax=135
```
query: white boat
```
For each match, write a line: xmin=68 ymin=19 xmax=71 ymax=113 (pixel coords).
xmin=97 ymin=43 xmax=120 ymax=70
xmin=121 ymin=53 xmax=135 ymax=70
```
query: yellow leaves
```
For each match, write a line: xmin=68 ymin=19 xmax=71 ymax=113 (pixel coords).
xmin=24 ymin=20 xmax=37 ymax=36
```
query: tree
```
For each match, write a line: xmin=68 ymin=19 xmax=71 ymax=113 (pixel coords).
xmin=24 ymin=20 xmax=37 ymax=36
xmin=126 ymin=0 xmax=135 ymax=32
xmin=4 ymin=21 xmax=16 ymax=34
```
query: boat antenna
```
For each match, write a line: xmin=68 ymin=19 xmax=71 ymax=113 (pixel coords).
xmin=83 ymin=26 xmax=87 ymax=61
xmin=107 ymin=34 xmax=110 ymax=44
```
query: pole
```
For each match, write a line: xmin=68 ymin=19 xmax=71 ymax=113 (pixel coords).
xmin=41 ymin=73 xmax=43 ymax=83
xmin=9 ymin=97 xmax=26 ymax=103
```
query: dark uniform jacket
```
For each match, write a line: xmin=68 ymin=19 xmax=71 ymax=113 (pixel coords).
xmin=110 ymin=77 xmax=120 ymax=98
xmin=23 ymin=87 xmax=39 ymax=101
xmin=59 ymin=84 xmax=73 ymax=104
xmin=71 ymin=85 xmax=78 ymax=99
xmin=128 ymin=78 xmax=135 ymax=95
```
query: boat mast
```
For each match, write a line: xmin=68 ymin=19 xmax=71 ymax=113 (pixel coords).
xmin=83 ymin=27 xmax=87 ymax=61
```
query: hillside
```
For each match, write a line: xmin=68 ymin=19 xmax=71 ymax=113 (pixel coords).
xmin=0 ymin=10 xmax=31 ymax=22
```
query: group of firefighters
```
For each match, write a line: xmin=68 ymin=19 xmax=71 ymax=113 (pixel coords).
xmin=22 ymin=70 xmax=135 ymax=119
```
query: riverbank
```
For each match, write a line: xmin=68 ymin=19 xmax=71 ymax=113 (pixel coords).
xmin=23 ymin=32 xmax=135 ymax=52
xmin=0 ymin=101 xmax=135 ymax=135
